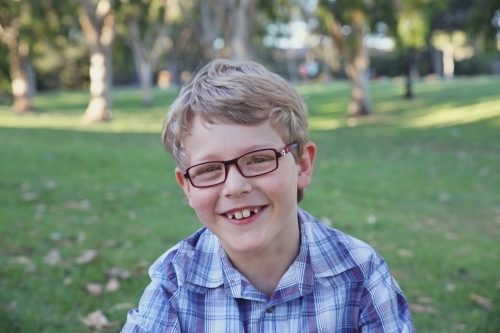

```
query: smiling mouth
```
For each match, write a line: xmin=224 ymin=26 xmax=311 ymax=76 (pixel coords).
xmin=224 ymin=207 xmax=263 ymax=220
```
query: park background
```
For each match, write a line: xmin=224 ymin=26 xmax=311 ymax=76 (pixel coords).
xmin=1 ymin=0 xmax=500 ymax=332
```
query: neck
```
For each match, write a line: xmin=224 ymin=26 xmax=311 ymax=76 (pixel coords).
xmin=224 ymin=220 xmax=301 ymax=299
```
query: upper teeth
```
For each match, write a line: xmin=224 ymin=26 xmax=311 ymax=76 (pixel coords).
xmin=227 ymin=208 xmax=260 ymax=220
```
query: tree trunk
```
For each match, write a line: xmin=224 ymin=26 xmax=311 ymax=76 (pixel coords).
xmin=229 ymin=0 xmax=256 ymax=61
xmin=344 ymin=37 xmax=371 ymax=116
xmin=84 ymin=49 xmax=113 ymax=121
xmin=442 ymin=45 xmax=454 ymax=80
xmin=402 ymin=49 xmax=418 ymax=99
xmin=200 ymin=1 xmax=219 ymax=60
xmin=325 ymin=9 xmax=372 ymax=117
xmin=125 ymin=19 xmax=168 ymax=107
xmin=132 ymin=49 xmax=153 ymax=107
xmin=78 ymin=0 xmax=115 ymax=122
xmin=2 ymin=21 xmax=31 ymax=112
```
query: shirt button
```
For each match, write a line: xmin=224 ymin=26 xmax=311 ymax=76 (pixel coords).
xmin=266 ymin=306 xmax=275 ymax=313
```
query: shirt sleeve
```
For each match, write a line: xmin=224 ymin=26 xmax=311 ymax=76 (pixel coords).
xmin=121 ymin=256 xmax=181 ymax=333
xmin=359 ymin=258 xmax=417 ymax=333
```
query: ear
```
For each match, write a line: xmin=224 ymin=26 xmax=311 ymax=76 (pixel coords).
xmin=297 ymin=141 xmax=316 ymax=189
xmin=175 ymin=167 xmax=192 ymax=201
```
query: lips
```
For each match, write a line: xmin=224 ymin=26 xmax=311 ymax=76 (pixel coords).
xmin=223 ymin=206 xmax=262 ymax=220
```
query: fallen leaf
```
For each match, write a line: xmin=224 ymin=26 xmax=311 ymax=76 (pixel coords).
xmin=105 ymin=278 xmax=120 ymax=293
xmin=397 ymin=249 xmax=414 ymax=258
xmin=439 ymin=193 xmax=452 ymax=203
xmin=82 ymin=310 xmax=108 ymax=329
xmin=86 ymin=283 xmax=103 ymax=295
xmin=105 ymin=267 xmax=131 ymax=280
xmin=43 ymin=249 xmax=61 ymax=266
xmin=320 ymin=216 xmax=332 ymax=227
xmin=76 ymin=232 xmax=86 ymax=246
xmin=108 ymin=302 xmax=135 ymax=312
xmin=45 ymin=180 xmax=57 ymax=189
xmin=80 ymin=199 xmax=91 ymax=210
xmin=20 ymin=181 xmax=31 ymax=192
xmin=409 ymin=303 xmax=439 ymax=315
xmin=445 ymin=232 xmax=459 ymax=241
xmin=470 ymin=293 xmax=492 ymax=309
xmin=75 ymin=250 xmax=98 ymax=264
xmin=8 ymin=301 xmax=17 ymax=310
xmin=22 ymin=192 xmax=38 ymax=201
xmin=417 ymin=296 xmax=433 ymax=304
xmin=10 ymin=256 xmax=36 ymax=272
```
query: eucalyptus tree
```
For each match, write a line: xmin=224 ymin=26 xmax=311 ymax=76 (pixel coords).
xmin=468 ymin=0 xmax=500 ymax=53
xmin=116 ymin=0 xmax=182 ymax=106
xmin=317 ymin=0 xmax=396 ymax=117
xmin=77 ymin=0 xmax=116 ymax=122
xmin=394 ymin=0 xmax=449 ymax=98
xmin=0 ymin=0 xmax=62 ymax=112
xmin=203 ymin=0 xmax=261 ymax=61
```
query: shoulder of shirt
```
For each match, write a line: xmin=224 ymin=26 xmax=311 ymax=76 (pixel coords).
xmin=148 ymin=226 xmax=223 ymax=290
xmin=298 ymin=207 xmax=385 ymax=279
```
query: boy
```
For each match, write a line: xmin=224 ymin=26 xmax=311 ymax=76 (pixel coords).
xmin=122 ymin=59 xmax=416 ymax=332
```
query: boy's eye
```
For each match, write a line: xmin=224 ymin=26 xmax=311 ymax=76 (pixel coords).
xmin=192 ymin=164 xmax=223 ymax=177
xmin=200 ymin=164 xmax=222 ymax=173
xmin=245 ymin=154 xmax=275 ymax=165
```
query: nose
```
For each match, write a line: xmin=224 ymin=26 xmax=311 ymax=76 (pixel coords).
xmin=222 ymin=164 xmax=252 ymax=197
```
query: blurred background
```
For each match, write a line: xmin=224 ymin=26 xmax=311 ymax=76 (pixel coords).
xmin=0 ymin=0 xmax=499 ymax=332
xmin=0 ymin=0 xmax=499 ymax=118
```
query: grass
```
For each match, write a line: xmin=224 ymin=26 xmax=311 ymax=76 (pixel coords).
xmin=1 ymin=76 xmax=500 ymax=332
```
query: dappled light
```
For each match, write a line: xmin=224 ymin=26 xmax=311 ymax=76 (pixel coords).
xmin=403 ymin=100 xmax=500 ymax=128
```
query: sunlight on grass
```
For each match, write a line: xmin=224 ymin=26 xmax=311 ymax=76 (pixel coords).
xmin=0 ymin=112 xmax=164 ymax=133
xmin=308 ymin=116 xmax=342 ymax=130
xmin=403 ymin=100 xmax=500 ymax=128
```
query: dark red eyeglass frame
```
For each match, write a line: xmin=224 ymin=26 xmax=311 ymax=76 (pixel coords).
xmin=183 ymin=142 xmax=298 ymax=188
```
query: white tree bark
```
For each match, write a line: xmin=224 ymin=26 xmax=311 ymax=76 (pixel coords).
xmin=78 ymin=0 xmax=115 ymax=122
xmin=326 ymin=10 xmax=372 ymax=116
xmin=126 ymin=19 xmax=168 ymax=107
xmin=1 ymin=19 xmax=32 ymax=112
xmin=211 ymin=0 xmax=259 ymax=61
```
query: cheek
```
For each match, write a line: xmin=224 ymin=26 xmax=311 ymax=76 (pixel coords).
xmin=188 ymin=189 xmax=217 ymax=215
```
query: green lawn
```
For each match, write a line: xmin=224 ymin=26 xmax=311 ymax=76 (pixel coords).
xmin=1 ymin=77 xmax=499 ymax=332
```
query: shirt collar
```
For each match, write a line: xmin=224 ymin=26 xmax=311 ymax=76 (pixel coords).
xmin=183 ymin=208 xmax=358 ymax=297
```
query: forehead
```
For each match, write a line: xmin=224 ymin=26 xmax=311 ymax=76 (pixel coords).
xmin=182 ymin=116 xmax=285 ymax=164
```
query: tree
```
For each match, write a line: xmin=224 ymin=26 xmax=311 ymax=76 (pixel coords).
xmin=317 ymin=0 xmax=396 ymax=117
xmin=469 ymin=0 xmax=500 ymax=74
xmin=0 ymin=1 xmax=54 ymax=112
xmin=394 ymin=0 xmax=450 ymax=98
xmin=116 ymin=0 xmax=181 ymax=106
xmin=207 ymin=0 xmax=261 ymax=61
xmin=77 ymin=0 xmax=116 ymax=122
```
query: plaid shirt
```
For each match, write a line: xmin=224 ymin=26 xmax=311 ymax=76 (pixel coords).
xmin=122 ymin=208 xmax=416 ymax=333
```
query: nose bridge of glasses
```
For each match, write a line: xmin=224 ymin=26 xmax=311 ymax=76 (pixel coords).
xmin=223 ymin=156 xmax=245 ymax=178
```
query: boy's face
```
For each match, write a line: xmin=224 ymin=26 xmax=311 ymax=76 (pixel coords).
xmin=175 ymin=116 xmax=316 ymax=259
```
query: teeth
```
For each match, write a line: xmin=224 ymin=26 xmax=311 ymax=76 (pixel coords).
xmin=226 ymin=207 xmax=261 ymax=220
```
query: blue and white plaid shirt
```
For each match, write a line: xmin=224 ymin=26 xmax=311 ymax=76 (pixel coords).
xmin=122 ymin=208 xmax=416 ymax=332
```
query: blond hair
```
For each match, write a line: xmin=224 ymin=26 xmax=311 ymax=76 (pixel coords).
xmin=162 ymin=59 xmax=309 ymax=201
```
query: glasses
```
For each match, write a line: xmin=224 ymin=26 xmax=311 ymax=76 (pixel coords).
xmin=183 ymin=142 xmax=298 ymax=188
